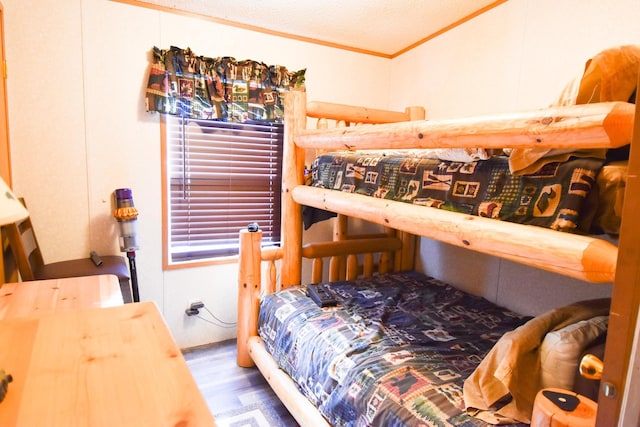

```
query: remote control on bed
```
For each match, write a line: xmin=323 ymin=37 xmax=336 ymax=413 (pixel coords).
xmin=306 ymin=284 xmax=338 ymax=307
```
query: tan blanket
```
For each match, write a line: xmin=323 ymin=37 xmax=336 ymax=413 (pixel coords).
xmin=509 ymin=45 xmax=640 ymax=175
xmin=463 ymin=298 xmax=611 ymax=424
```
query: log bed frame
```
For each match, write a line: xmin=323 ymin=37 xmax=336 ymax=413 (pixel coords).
xmin=237 ymin=88 xmax=640 ymax=426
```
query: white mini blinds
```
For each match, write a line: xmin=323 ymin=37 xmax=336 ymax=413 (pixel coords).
xmin=165 ymin=116 xmax=283 ymax=262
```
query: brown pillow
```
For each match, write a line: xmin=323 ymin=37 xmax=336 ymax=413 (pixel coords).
xmin=576 ymin=45 xmax=640 ymax=104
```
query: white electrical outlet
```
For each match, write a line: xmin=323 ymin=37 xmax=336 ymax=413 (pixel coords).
xmin=185 ymin=300 xmax=205 ymax=316
xmin=189 ymin=300 xmax=205 ymax=310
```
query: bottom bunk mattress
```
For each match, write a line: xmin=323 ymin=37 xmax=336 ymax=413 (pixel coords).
xmin=258 ymin=271 xmax=532 ymax=426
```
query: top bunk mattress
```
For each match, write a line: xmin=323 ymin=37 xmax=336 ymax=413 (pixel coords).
xmin=307 ymin=151 xmax=625 ymax=235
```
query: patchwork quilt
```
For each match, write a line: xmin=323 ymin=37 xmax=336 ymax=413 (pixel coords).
xmin=309 ymin=152 xmax=605 ymax=233
xmin=258 ymin=271 xmax=531 ymax=426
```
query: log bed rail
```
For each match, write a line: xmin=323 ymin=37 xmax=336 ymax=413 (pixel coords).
xmin=298 ymin=101 xmax=634 ymax=151
xmin=293 ymin=186 xmax=618 ymax=283
xmin=237 ymin=89 xmax=640 ymax=426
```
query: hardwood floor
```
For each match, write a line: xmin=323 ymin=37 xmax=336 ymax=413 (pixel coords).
xmin=183 ymin=339 xmax=299 ymax=426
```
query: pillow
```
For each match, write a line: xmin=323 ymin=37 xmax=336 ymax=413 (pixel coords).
xmin=576 ymin=44 xmax=640 ymax=104
xmin=590 ymin=161 xmax=627 ymax=235
xmin=539 ymin=315 xmax=608 ymax=391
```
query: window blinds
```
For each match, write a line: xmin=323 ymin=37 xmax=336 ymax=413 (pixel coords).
xmin=165 ymin=116 xmax=283 ymax=262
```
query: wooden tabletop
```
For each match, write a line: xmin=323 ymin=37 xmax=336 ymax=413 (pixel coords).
xmin=0 ymin=274 xmax=124 ymax=319
xmin=0 ymin=301 xmax=216 ymax=426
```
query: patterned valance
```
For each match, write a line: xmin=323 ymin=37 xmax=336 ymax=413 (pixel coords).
xmin=145 ymin=46 xmax=305 ymax=122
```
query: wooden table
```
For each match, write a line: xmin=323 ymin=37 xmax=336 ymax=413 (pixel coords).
xmin=0 ymin=301 xmax=216 ymax=426
xmin=0 ymin=274 xmax=123 ymax=319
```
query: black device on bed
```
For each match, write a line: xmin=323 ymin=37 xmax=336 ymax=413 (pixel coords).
xmin=306 ymin=284 xmax=338 ymax=307
xmin=542 ymin=389 xmax=581 ymax=412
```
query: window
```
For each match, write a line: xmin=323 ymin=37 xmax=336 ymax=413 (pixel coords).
xmin=163 ymin=115 xmax=283 ymax=264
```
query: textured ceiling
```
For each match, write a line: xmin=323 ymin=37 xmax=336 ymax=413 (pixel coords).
xmin=131 ymin=0 xmax=505 ymax=57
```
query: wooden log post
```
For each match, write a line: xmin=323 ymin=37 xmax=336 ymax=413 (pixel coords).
xmin=398 ymin=231 xmax=417 ymax=271
xmin=280 ymin=90 xmax=307 ymax=288
xmin=237 ymin=229 xmax=262 ymax=367
xmin=261 ymin=246 xmax=283 ymax=295
xmin=596 ymin=82 xmax=640 ymax=425
xmin=405 ymin=105 xmax=426 ymax=121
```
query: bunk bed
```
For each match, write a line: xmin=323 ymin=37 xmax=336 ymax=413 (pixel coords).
xmin=236 ymin=81 xmax=640 ymax=425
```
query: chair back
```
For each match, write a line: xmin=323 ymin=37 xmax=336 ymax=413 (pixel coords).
xmin=1 ymin=226 xmax=19 ymax=283
xmin=4 ymin=199 xmax=44 ymax=281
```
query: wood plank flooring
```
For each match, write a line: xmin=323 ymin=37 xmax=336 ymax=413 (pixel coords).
xmin=183 ymin=339 xmax=300 ymax=426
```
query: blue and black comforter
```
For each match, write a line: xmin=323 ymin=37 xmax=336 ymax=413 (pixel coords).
xmin=258 ymin=271 xmax=531 ymax=426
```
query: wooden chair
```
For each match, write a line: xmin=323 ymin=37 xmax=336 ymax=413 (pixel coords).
xmin=1 ymin=225 xmax=19 ymax=284
xmin=4 ymin=199 xmax=133 ymax=303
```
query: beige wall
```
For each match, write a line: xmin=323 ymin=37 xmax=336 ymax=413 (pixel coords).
xmin=391 ymin=0 xmax=640 ymax=119
xmin=391 ymin=0 xmax=640 ymax=315
xmin=3 ymin=0 xmax=392 ymax=348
